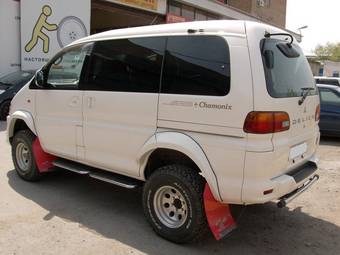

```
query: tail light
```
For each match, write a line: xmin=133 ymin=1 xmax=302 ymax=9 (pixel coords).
xmin=244 ymin=111 xmax=290 ymax=134
xmin=315 ymin=104 xmax=320 ymax=121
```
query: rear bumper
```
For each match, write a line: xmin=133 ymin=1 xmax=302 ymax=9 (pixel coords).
xmin=277 ymin=174 xmax=319 ymax=208
xmin=241 ymin=155 xmax=319 ymax=204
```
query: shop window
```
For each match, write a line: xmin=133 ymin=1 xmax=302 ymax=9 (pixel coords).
xmin=182 ymin=5 xmax=195 ymax=21
xmin=256 ymin=0 xmax=270 ymax=8
xmin=162 ymin=36 xmax=230 ymax=96
xmin=195 ymin=11 xmax=207 ymax=21
xmin=83 ymin=37 xmax=166 ymax=93
xmin=167 ymin=0 xmax=220 ymax=21
xmin=168 ymin=1 xmax=181 ymax=16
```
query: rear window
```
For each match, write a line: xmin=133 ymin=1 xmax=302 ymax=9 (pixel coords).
xmin=261 ymin=38 xmax=317 ymax=98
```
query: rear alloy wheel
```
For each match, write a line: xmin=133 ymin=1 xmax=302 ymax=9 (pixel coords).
xmin=0 ymin=100 xmax=11 ymax=121
xmin=12 ymin=130 xmax=42 ymax=181
xmin=143 ymin=165 xmax=208 ymax=243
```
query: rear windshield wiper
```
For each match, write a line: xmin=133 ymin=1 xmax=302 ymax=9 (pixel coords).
xmin=298 ymin=87 xmax=315 ymax=105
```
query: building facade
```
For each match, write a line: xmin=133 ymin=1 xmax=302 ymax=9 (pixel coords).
xmin=0 ymin=0 xmax=294 ymax=76
xmin=227 ymin=0 xmax=287 ymax=28
xmin=91 ymin=0 xmax=289 ymax=32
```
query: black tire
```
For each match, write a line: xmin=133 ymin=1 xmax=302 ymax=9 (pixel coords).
xmin=0 ymin=100 xmax=11 ymax=121
xmin=143 ymin=164 xmax=209 ymax=243
xmin=11 ymin=130 xmax=42 ymax=181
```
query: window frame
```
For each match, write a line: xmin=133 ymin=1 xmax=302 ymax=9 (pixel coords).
xmin=260 ymin=38 xmax=317 ymax=99
xmin=160 ymin=35 xmax=231 ymax=97
xmin=81 ymin=36 xmax=167 ymax=93
xmin=319 ymin=88 xmax=340 ymax=106
xmin=30 ymin=43 xmax=93 ymax=90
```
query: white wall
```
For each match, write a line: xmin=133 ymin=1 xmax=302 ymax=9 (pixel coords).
xmin=21 ymin=0 xmax=91 ymax=71
xmin=324 ymin=61 xmax=340 ymax=77
xmin=0 ymin=0 xmax=21 ymax=76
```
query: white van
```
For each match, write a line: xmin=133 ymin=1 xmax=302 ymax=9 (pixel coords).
xmin=7 ymin=20 xmax=320 ymax=243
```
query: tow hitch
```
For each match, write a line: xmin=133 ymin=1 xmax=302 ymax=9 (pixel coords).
xmin=277 ymin=174 xmax=319 ymax=208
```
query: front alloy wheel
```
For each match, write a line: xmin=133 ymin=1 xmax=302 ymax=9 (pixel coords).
xmin=12 ymin=130 xmax=42 ymax=181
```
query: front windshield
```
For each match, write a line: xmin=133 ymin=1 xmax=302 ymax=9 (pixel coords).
xmin=0 ymin=71 xmax=33 ymax=86
xmin=261 ymin=38 xmax=317 ymax=98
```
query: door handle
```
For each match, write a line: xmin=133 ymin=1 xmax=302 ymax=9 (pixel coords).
xmin=87 ymin=96 xmax=95 ymax=108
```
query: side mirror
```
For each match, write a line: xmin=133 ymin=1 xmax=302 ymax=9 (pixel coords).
xmin=35 ymin=70 xmax=45 ymax=88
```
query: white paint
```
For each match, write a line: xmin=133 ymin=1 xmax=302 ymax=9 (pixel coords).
xmin=0 ymin=0 xmax=20 ymax=76
xmin=289 ymin=143 xmax=307 ymax=160
xmin=324 ymin=61 xmax=340 ymax=77
xmin=21 ymin=0 xmax=90 ymax=71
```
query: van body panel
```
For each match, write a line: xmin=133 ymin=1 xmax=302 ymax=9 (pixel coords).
xmin=73 ymin=20 xmax=246 ymax=46
xmin=157 ymin=34 xmax=253 ymax=203
xmin=243 ymin=22 xmax=319 ymax=203
xmin=34 ymin=90 xmax=83 ymax=160
xmin=158 ymin=36 xmax=253 ymax=129
xmin=186 ymin=131 xmax=247 ymax=203
xmin=138 ymin=130 xmax=222 ymax=201
xmin=83 ymin=91 xmax=158 ymax=177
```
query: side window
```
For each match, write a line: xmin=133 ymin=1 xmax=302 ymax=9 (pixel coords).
xmin=83 ymin=37 xmax=166 ymax=93
xmin=319 ymin=89 xmax=340 ymax=105
xmin=161 ymin=36 xmax=230 ymax=96
xmin=47 ymin=44 xmax=90 ymax=89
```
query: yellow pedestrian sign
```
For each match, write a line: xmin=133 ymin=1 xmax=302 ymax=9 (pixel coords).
xmin=25 ymin=5 xmax=58 ymax=53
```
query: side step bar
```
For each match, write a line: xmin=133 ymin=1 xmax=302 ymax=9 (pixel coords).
xmin=277 ymin=174 xmax=319 ymax=208
xmin=53 ymin=159 xmax=142 ymax=189
xmin=53 ymin=159 xmax=90 ymax=174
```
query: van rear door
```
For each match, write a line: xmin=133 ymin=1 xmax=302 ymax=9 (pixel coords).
xmin=246 ymin=23 xmax=319 ymax=179
xmin=262 ymin=38 xmax=319 ymax=176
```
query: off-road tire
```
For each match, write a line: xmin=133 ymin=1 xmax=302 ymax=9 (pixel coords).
xmin=12 ymin=130 xmax=42 ymax=181
xmin=0 ymin=100 xmax=11 ymax=121
xmin=143 ymin=164 xmax=209 ymax=243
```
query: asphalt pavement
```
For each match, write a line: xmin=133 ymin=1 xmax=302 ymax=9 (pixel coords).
xmin=0 ymin=121 xmax=339 ymax=255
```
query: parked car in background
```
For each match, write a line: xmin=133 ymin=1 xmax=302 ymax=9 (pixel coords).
xmin=0 ymin=70 xmax=35 ymax=120
xmin=317 ymin=84 xmax=340 ymax=136
xmin=315 ymin=76 xmax=340 ymax=87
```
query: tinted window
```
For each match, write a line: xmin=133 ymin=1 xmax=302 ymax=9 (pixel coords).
xmin=261 ymin=39 xmax=316 ymax=98
xmin=161 ymin=36 xmax=230 ymax=96
xmin=47 ymin=44 xmax=90 ymax=89
xmin=319 ymin=89 xmax=340 ymax=105
xmin=83 ymin=37 xmax=166 ymax=93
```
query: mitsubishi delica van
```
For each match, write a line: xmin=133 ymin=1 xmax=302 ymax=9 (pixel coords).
xmin=7 ymin=20 xmax=320 ymax=243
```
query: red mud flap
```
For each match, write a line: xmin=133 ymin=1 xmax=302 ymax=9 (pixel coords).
xmin=32 ymin=138 xmax=56 ymax=173
xmin=203 ymin=184 xmax=237 ymax=240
